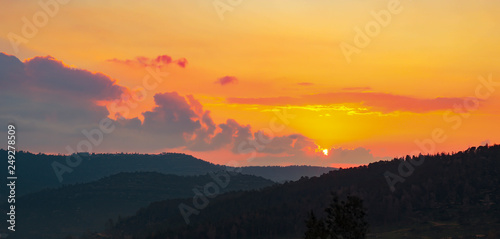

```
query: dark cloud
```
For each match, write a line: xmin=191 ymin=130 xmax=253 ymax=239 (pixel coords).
xmin=0 ymin=53 xmax=127 ymax=124
xmin=0 ymin=53 xmax=315 ymax=157
xmin=140 ymin=92 xmax=201 ymax=147
xmin=0 ymin=53 xmax=25 ymax=88
xmin=216 ymin=76 xmax=238 ymax=86
xmin=211 ymin=119 xmax=246 ymax=151
xmin=25 ymin=56 xmax=126 ymax=100
xmin=0 ymin=53 xmax=129 ymax=151
xmin=0 ymin=53 xmax=382 ymax=167
xmin=249 ymin=133 xmax=316 ymax=155
xmin=187 ymin=117 xmax=250 ymax=152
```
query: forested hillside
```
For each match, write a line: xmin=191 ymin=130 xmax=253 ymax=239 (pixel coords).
xmin=107 ymin=145 xmax=500 ymax=239
xmin=8 ymin=172 xmax=274 ymax=239
xmin=4 ymin=151 xmax=222 ymax=196
xmin=240 ymin=166 xmax=333 ymax=182
xmin=1 ymin=150 xmax=334 ymax=196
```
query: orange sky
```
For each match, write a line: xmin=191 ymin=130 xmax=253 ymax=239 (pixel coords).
xmin=1 ymin=0 xmax=499 ymax=167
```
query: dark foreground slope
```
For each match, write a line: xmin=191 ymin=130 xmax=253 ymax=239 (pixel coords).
xmin=108 ymin=145 xmax=500 ymax=239
xmin=8 ymin=172 xmax=274 ymax=239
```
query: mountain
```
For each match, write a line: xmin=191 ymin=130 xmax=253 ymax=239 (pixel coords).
xmin=8 ymin=172 xmax=275 ymax=239
xmin=240 ymin=166 xmax=334 ymax=182
xmin=106 ymin=145 xmax=500 ymax=239
xmin=1 ymin=150 xmax=335 ymax=196
xmin=6 ymin=151 xmax=222 ymax=196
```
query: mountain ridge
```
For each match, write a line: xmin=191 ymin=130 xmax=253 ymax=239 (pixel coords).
xmin=0 ymin=150 xmax=335 ymax=196
xmin=8 ymin=171 xmax=275 ymax=239
xmin=107 ymin=144 xmax=500 ymax=239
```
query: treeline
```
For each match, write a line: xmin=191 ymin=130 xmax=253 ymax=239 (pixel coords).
xmin=1 ymin=150 xmax=222 ymax=196
xmin=7 ymin=172 xmax=275 ymax=239
xmin=105 ymin=145 xmax=500 ymax=238
xmin=0 ymin=150 xmax=334 ymax=197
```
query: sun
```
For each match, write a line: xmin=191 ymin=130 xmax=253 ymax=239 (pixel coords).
xmin=322 ymin=149 xmax=328 ymax=156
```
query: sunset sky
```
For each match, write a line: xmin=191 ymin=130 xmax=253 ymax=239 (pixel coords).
xmin=1 ymin=0 xmax=499 ymax=167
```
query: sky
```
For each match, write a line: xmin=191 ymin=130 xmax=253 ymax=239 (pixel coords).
xmin=1 ymin=0 xmax=499 ymax=167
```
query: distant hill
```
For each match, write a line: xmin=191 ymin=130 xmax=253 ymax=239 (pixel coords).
xmin=107 ymin=145 xmax=500 ymax=239
xmin=240 ymin=166 xmax=334 ymax=182
xmin=0 ymin=150 xmax=335 ymax=196
xmin=4 ymin=151 xmax=222 ymax=196
xmin=9 ymin=172 xmax=275 ymax=239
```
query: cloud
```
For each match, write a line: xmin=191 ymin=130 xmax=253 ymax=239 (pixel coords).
xmin=114 ymin=92 xmax=256 ymax=151
xmin=216 ymin=76 xmax=238 ymax=86
xmin=0 ymin=53 xmax=128 ymax=123
xmin=107 ymin=55 xmax=188 ymax=68
xmin=134 ymin=92 xmax=318 ymax=155
xmin=140 ymin=92 xmax=202 ymax=147
xmin=203 ymin=119 xmax=247 ymax=151
xmin=342 ymin=87 xmax=371 ymax=91
xmin=25 ymin=56 xmax=126 ymax=100
xmin=227 ymin=92 xmax=473 ymax=113
xmin=0 ymin=53 xmax=131 ymax=151
xmin=325 ymin=147 xmax=380 ymax=164
xmin=251 ymin=133 xmax=316 ymax=155
xmin=0 ymin=54 xmax=317 ymax=157
xmin=297 ymin=82 xmax=314 ymax=86
xmin=0 ymin=53 xmax=388 ymax=167
xmin=248 ymin=146 xmax=384 ymax=167
xmin=176 ymin=58 xmax=188 ymax=68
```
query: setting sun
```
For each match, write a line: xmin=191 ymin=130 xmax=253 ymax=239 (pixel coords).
xmin=323 ymin=149 xmax=329 ymax=156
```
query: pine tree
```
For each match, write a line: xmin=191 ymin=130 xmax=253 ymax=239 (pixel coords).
xmin=324 ymin=194 xmax=368 ymax=239
xmin=305 ymin=193 xmax=368 ymax=239
xmin=304 ymin=210 xmax=327 ymax=239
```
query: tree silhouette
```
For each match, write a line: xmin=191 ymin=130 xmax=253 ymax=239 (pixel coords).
xmin=305 ymin=210 xmax=327 ymax=239
xmin=325 ymin=194 xmax=368 ymax=239
xmin=305 ymin=193 xmax=368 ymax=239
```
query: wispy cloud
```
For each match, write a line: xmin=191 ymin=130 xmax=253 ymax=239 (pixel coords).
xmin=227 ymin=92 xmax=476 ymax=113
xmin=342 ymin=86 xmax=371 ymax=91
xmin=297 ymin=82 xmax=314 ymax=86
xmin=107 ymin=55 xmax=188 ymax=68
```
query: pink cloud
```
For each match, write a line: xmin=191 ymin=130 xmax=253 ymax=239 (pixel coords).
xmin=248 ymin=147 xmax=385 ymax=167
xmin=298 ymin=82 xmax=314 ymax=86
xmin=342 ymin=87 xmax=372 ymax=91
xmin=107 ymin=55 xmax=187 ymax=68
xmin=1 ymin=53 xmax=321 ymax=157
xmin=227 ymin=92 xmax=476 ymax=113
xmin=176 ymin=58 xmax=188 ymax=68
xmin=216 ymin=76 xmax=238 ymax=86
xmin=0 ymin=53 xmax=393 ymax=167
